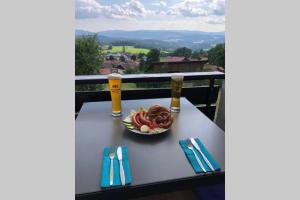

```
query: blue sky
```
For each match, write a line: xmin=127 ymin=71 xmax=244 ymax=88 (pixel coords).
xmin=76 ymin=0 xmax=225 ymax=32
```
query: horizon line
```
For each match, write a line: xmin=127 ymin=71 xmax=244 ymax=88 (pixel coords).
xmin=76 ymin=29 xmax=225 ymax=33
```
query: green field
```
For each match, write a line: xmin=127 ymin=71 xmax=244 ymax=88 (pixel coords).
xmin=103 ymin=46 xmax=150 ymax=54
xmin=160 ymin=57 xmax=168 ymax=62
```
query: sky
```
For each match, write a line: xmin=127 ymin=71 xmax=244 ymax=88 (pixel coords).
xmin=75 ymin=0 xmax=225 ymax=32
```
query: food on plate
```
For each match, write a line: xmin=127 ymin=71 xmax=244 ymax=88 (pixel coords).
xmin=147 ymin=105 xmax=173 ymax=129
xmin=122 ymin=105 xmax=173 ymax=134
xmin=140 ymin=125 xmax=150 ymax=133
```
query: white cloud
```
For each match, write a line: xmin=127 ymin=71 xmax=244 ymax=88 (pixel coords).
xmin=152 ymin=1 xmax=167 ymax=7
xmin=168 ymin=0 xmax=207 ymax=17
xmin=76 ymin=0 xmax=155 ymax=20
xmin=209 ymin=0 xmax=225 ymax=16
xmin=75 ymin=0 xmax=103 ymax=19
xmin=75 ymin=0 xmax=225 ymax=27
xmin=206 ymin=16 xmax=225 ymax=24
xmin=167 ymin=0 xmax=224 ymax=17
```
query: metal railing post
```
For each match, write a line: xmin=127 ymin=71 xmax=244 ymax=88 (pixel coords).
xmin=206 ymin=78 xmax=215 ymax=108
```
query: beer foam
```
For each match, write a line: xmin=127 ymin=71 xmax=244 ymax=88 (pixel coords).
xmin=171 ymin=73 xmax=184 ymax=81
xmin=108 ymin=73 xmax=122 ymax=79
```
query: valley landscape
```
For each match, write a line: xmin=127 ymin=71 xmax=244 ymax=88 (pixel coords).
xmin=75 ymin=29 xmax=225 ymax=51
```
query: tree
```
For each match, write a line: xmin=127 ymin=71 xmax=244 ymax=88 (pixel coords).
xmin=131 ymin=54 xmax=137 ymax=61
xmin=111 ymin=40 xmax=135 ymax=46
xmin=145 ymin=48 xmax=160 ymax=72
xmin=146 ymin=48 xmax=160 ymax=64
xmin=108 ymin=45 xmax=112 ymax=50
xmin=208 ymin=43 xmax=225 ymax=67
xmin=122 ymin=45 xmax=126 ymax=53
xmin=199 ymin=49 xmax=205 ymax=56
xmin=138 ymin=58 xmax=146 ymax=72
xmin=125 ymin=67 xmax=139 ymax=74
xmin=173 ymin=47 xmax=192 ymax=57
xmin=191 ymin=49 xmax=207 ymax=59
xmin=75 ymin=35 xmax=102 ymax=90
xmin=138 ymin=53 xmax=145 ymax=60
xmin=75 ymin=35 xmax=101 ymax=75
xmin=191 ymin=50 xmax=200 ymax=59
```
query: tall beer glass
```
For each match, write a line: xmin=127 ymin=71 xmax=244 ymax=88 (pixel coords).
xmin=108 ymin=73 xmax=122 ymax=116
xmin=170 ymin=73 xmax=184 ymax=112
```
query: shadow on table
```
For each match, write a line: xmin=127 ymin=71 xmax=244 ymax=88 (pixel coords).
xmin=122 ymin=129 xmax=172 ymax=145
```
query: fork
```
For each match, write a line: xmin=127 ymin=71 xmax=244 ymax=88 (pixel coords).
xmin=187 ymin=142 xmax=207 ymax=173
xmin=109 ymin=149 xmax=115 ymax=186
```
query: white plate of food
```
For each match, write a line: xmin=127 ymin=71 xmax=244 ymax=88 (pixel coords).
xmin=122 ymin=105 xmax=173 ymax=135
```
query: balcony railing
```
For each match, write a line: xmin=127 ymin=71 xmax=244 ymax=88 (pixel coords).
xmin=75 ymin=71 xmax=225 ymax=121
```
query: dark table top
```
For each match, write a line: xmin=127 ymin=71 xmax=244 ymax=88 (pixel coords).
xmin=76 ymin=98 xmax=225 ymax=196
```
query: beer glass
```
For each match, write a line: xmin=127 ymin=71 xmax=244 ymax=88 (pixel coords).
xmin=170 ymin=73 xmax=184 ymax=112
xmin=108 ymin=73 xmax=122 ymax=116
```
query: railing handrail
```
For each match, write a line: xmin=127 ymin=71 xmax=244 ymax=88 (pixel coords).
xmin=75 ymin=71 xmax=225 ymax=84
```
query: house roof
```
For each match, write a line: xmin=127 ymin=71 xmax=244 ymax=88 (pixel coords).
xmin=151 ymin=60 xmax=208 ymax=66
xmin=102 ymin=60 xmax=139 ymax=69
xmin=99 ymin=68 xmax=112 ymax=75
xmin=161 ymin=56 xmax=199 ymax=62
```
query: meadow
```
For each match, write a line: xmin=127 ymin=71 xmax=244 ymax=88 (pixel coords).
xmin=103 ymin=46 xmax=150 ymax=54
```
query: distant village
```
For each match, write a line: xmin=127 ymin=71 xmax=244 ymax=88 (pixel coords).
xmin=99 ymin=46 xmax=223 ymax=75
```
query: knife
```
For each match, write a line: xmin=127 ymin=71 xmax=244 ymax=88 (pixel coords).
xmin=117 ymin=146 xmax=126 ymax=186
xmin=190 ymin=138 xmax=215 ymax=171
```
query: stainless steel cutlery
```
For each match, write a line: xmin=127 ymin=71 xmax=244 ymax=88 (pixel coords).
xmin=187 ymin=142 xmax=206 ymax=172
xmin=107 ymin=138 xmax=213 ymax=187
xmin=117 ymin=146 xmax=126 ymax=186
xmin=109 ymin=150 xmax=115 ymax=186
xmin=190 ymin=137 xmax=215 ymax=171
xmin=109 ymin=146 xmax=126 ymax=186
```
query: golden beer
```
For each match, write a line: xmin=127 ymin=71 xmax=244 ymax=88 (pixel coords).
xmin=108 ymin=73 xmax=122 ymax=116
xmin=170 ymin=73 xmax=184 ymax=112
